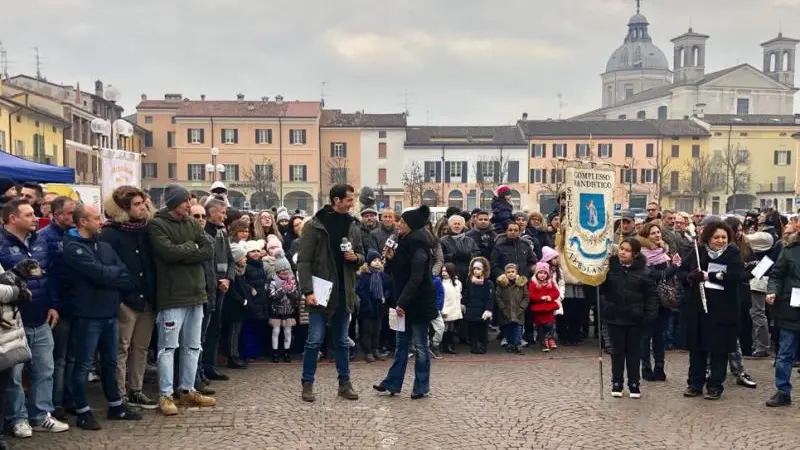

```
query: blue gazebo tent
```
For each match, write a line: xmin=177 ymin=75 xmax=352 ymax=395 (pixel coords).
xmin=0 ymin=151 xmax=75 ymax=184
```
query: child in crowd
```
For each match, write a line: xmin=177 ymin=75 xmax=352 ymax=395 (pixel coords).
xmin=268 ymin=252 xmax=300 ymax=363
xmin=540 ymin=246 xmax=565 ymax=344
xmin=240 ymin=240 xmax=270 ymax=361
xmin=263 ymin=235 xmax=284 ymax=279
xmin=356 ymin=249 xmax=392 ymax=363
xmin=441 ymin=263 xmax=463 ymax=354
xmin=496 ymin=263 xmax=529 ymax=354
xmin=430 ymin=270 xmax=446 ymax=358
xmin=464 ymin=257 xmax=494 ymax=354
xmin=490 ymin=185 xmax=514 ymax=234
xmin=223 ymin=242 xmax=254 ymax=369
xmin=529 ymin=262 xmax=561 ymax=352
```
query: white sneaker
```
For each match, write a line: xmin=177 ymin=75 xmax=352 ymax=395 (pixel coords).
xmin=88 ymin=371 xmax=100 ymax=383
xmin=500 ymin=338 xmax=508 ymax=347
xmin=520 ymin=339 xmax=529 ymax=348
xmin=12 ymin=420 xmax=32 ymax=438
xmin=32 ymin=413 xmax=69 ymax=433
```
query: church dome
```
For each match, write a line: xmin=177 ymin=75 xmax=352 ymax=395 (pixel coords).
xmin=605 ymin=13 xmax=670 ymax=73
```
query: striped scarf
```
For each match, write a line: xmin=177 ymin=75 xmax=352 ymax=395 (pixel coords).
xmin=369 ymin=268 xmax=384 ymax=300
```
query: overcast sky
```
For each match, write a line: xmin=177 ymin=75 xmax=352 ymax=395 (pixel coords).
xmin=2 ymin=0 xmax=799 ymax=125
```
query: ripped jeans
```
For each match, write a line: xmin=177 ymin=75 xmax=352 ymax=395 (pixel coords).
xmin=157 ymin=305 xmax=204 ymax=398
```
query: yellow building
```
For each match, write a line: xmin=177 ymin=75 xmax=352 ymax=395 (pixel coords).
xmin=651 ymin=121 xmax=712 ymax=213
xmin=0 ymin=83 xmax=69 ymax=167
xmin=694 ymin=114 xmax=800 ymax=213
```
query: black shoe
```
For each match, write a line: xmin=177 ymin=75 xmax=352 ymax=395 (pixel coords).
xmin=205 ymin=367 xmax=229 ymax=381
xmin=628 ymin=383 xmax=641 ymax=399
xmin=53 ymin=405 xmax=68 ymax=421
xmin=642 ymin=367 xmax=656 ymax=382
xmin=127 ymin=390 xmax=158 ymax=410
xmin=283 ymin=352 xmax=292 ymax=363
xmin=410 ymin=392 xmax=429 ymax=400
xmin=704 ymin=388 xmax=722 ymax=400
xmin=653 ymin=367 xmax=667 ymax=381
xmin=736 ymin=373 xmax=757 ymax=389
xmin=272 ymin=353 xmax=280 ymax=363
xmin=766 ymin=391 xmax=792 ymax=407
xmin=611 ymin=382 xmax=624 ymax=398
xmin=77 ymin=411 xmax=102 ymax=430
xmin=372 ymin=383 xmax=399 ymax=396
xmin=107 ymin=404 xmax=142 ymax=421
xmin=750 ymin=350 xmax=770 ymax=359
xmin=683 ymin=387 xmax=703 ymax=397
xmin=195 ymin=383 xmax=216 ymax=396
xmin=443 ymin=345 xmax=457 ymax=355
xmin=227 ymin=357 xmax=247 ymax=369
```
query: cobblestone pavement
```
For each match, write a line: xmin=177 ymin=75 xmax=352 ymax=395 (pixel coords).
xmin=10 ymin=343 xmax=800 ymax=450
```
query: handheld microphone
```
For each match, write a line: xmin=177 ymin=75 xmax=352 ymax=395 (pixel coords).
xmin=340 ymin=237 xmax=353 ymax=252
xmin=384 ymin=235 xmax=398 ymax=250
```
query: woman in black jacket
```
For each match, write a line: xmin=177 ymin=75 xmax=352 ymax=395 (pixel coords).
xmin=678 ymin=221 xmax=744 ymax=400
xmin=601 ymin=237 xmax=658 ymax=399
xmin=374 ymin=205 xmax=438 ymax=399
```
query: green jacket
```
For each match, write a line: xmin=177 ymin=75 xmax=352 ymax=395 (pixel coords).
xmin=148 ymin=209 xmax=214 ymax=311
xmin=297 ymin=207 xmax=365 ymax=315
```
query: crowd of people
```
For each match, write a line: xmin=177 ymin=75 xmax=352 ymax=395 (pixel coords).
xmin=0 ymin=176 xmax=797 ymax=448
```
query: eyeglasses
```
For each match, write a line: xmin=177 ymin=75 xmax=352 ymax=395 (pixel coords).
xmin=646 ymin=208 xmax=657 ymax=212
xmin=694 ymin=214 xmax=705 ymax=218
xmin=192 ymin=214 xmax=206 ymax=219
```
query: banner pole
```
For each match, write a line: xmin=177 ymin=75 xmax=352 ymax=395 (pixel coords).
xmin=596 ymin=285 xmax=603 ymax=400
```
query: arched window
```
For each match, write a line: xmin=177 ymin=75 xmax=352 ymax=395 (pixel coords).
xmin=692 ymin=46 xmax=700 ymax=66
xmin=447 ymin=190 xmax=463 ymax=209
xmin=783 ymin=51 xmax=791 ymax=71
xmin=466 ymin=190 xmax=477 ymax=210
xmin=422 ymin=190 xmax=438 ymax=207
xmin=657 ymin=105 xmax=668 ymax=120
xmin=770 ymin=52 xmax=777 ymax=72
xmin=606 ymin=85 xmax=613 ymax=104
xmin=677 ymin=47 xmax=685 ymax=69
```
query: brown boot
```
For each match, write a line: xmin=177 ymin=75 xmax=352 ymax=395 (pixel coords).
xmin=301 ymin=382 xmax=316 ymax=402
xmin=338 ymin=381 xmax=359 ymax=400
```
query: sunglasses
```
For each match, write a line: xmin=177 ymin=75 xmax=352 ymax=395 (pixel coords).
xmin=646 ymin=208 xmax=657 ymax=212
xmin=193 ymin=214 xmax=206 ymax=219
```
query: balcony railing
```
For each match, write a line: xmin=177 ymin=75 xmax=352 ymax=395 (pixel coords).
xmin=756 ymin=183 xmax=792 ymax=194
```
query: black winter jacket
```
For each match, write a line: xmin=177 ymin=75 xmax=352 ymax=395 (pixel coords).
xmin=490 ymin=235 xmax=536 ymax=280
xmin=385 ymin=228 xmax=438 ymax=325
xmin=440 ymin=233 xmax=479 ymax=282
xmin=463 ymin=279 xmax=494 ymax=322
xmin=768 ymin=240 xmax=800 ymax=332
xmin=62 ymin=229 xmax=133 ymax=319
xmin=465 ymin=227 xmax=497 ymax=260
xmin=245 ymin=258 xmax=270 ymax=320
xmin=490 ymin=197 xmax=513 ymax=233
xmin=99 ymin=222 xmax=156 ymax=312
xmin=600 ymin=255 xmax=658 ymax=326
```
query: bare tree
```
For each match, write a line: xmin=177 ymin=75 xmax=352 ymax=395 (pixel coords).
xmin=401 ymin=161 xmax=430 ymax=206
xmin=540 ymin=159 xmax=568 ymax=197
xmin=241 ymin=156 xmax=278 ymax=209
xmin=325 ymin=157 xmax=350 ymax=185
xmin=722 ymin=143 xmax=751 ymax=208
xmin=649 ymin=144 xmax=673 ymax=205
xmin=473 ymin=147 xmax=512 ymax=194
xmin=682 ymin=154 xmax=715 ymax=210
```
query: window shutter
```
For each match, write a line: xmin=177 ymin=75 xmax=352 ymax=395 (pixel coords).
xmin=435 ymin=161 xmax=442 ymax=182
xmin=542 ymin=144 xmax=547 ymax=158
xmin=530 ymin=145 xmax=535 ymax=158
xmin=575 ymin=144 xmax=581 ymax=158
xmin=774 ymin=151 xmax=779 ymax=165
xmin=290 ymin=131 xmax=295 ymax=145
xmin=508 ymin=161 xmax=519 ymax=182
xmin=632 ymin=170 xmax=637 ymax=184
xmin=640 ymin=169 xmax=645 ymax=184
xmin=256 ymin=130 xmax=260 ymax=144
xmin=199 ymin=129 xmax=205 ymax=143
xmin=542 ymin=169 xmax=547 ymax=184
xmin=493 ymin=161 xmax=500 ymax=182
xmin=529 ymin=169 xmax=535 ymax=183
xmin=551 ymin=145 xmax=556 ymax=158
xmin=608 ymin=144 xmax=613 ymax=158
xmin=186 ymin=164 xmax=191 ymax=180
xmin=342 ymin=143 xmax=347 ymax=157
xmin=235 ymin=165 xmax=240 ymax=181
xmin=289 ymin=165 xmax=294 ymax=180
xmin=476 ymin=161 xmax=483 ymax=180
xmin=233 ymin=129 xmax=238 ymax=144
xmin=788 ymin=151 xmax=792 ymax=165
xmin=268 ymin=129 xmax=273 ymax=143
xmin=461 ymin=161 xmax=468 ymax=182
xmin=330 ymin=143 xmax=335 ymax=157
xmin=301 ymin=130 xmax=307 ymax=144
xmin=653 ymin=170 xmax=658 ymax=184
xmin=445 ymin=162 xmax=451 ymax=182
xmin=620 ymin=169 xmax=625 ymax=182
xmin=550 ymin=169 xmax=555 ymax=184
xmin=187 ymin=129 xmax=191 ymax=143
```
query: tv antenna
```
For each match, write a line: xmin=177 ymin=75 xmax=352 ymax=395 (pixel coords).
xmin=35 ymin=46 xmax=42 ymax=80
xmin=557 ymin=93 xmax=567 ymax=119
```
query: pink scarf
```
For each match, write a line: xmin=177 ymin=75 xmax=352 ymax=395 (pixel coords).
xmin=641 ymin=246 xmax=669 ymax=266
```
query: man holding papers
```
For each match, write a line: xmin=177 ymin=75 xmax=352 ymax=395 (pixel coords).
xmin=374 ymin=204 xmax=438 ymax=400
xmin=297 ymin=184 xmax=365 ymax=403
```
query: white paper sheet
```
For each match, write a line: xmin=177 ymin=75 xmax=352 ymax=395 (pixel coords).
xmin=388 ymin=308 xmax=406 ymax=332
xmin=311 ymin=276 xmax=333 ymax=307
xmin=751 ymin=256 xmax=774 ymax=279
xmin=791 ymin=288 xmax=800 ymax=308
xmin=703 ymin=263 xmax=727 ymax=291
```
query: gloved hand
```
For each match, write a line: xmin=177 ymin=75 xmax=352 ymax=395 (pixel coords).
xmin=686 ymin=269 xmax=705 ymax=285
xmin=481 ymin=310 xmax=493 ymax=321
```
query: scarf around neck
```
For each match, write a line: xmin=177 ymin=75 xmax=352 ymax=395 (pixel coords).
xmin=641 ymin=246 xmax=670 ymax=266
xmin=706 ymin=244 xmax=727 ymax=260
xmin=369 ymin=268 xmax=384 ymax=300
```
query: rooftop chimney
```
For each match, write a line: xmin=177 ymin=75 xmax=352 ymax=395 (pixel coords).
xmin=261 ymin=96 xmax=269 ymax=102
xmin=522 ymin=112 xmax=528 ymax=121
xmin=236 ymin=93 xmax=245 ymax=101
xmin=164 ymin=93 xmax=183 ymax=102
xmin=140 ymin=93 xmax=147 ymax=101
xmin=200 ymin=94 xmax=206 ymax=101
xmin=275 ymin=94 xmax=284 ymax=105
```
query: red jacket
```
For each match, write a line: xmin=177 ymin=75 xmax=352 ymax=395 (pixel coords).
xmin=528 ymin=280 xmax=560 ymax=325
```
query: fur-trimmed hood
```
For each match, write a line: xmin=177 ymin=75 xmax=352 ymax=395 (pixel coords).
xmin=636 ymin=236 xmax=669 ymax=252
xmin=104 ymin=193 xmax=156 ymax=224
xmin=358 ymin=263 xmax=384 ymax=274
xmin=469 ymin=256 xmax=490 ymax=275
xmin=496 ymin=274 xmax=528 ymax=288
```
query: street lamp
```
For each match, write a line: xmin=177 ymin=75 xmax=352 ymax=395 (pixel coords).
xmin=207 ymin=147 xmax=224 ymax=182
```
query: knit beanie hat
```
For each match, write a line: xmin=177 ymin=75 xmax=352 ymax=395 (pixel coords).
xmin=534 ymin=262 xmax=550 ymax=276
xmin=244 ymin=240 xmax=265 ymax=255
xmin=0 ymin=178 xmax=17 ymax=196
xmin=540 ymin=246 xmax=559 ymax=264
xmin=230 ymin=242 xmax=247 ymax=262
xmin=274 ymin=251 xmax=292 ymax=273
xmin=496 ymin=185 xmax=511 ymax=196
xmin=266 ymin=234 xmax=282 ymax=255
xmin=277 ymin=208 xmax=291 ymax=222
xmin=366 ymin=248 xmax=381 ymax=264
xmin=401 ymin=204 xmax=430 ymax=231
xmin=164 ymin=184 xmax=190 ymax=210
xmin=504 ymin=263 xmax=518 ymax=272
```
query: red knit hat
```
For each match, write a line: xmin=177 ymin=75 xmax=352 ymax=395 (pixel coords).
xmin=496 ymin=185 xmax=511 ymax=196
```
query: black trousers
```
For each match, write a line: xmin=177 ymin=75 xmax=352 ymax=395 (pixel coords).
xmin=360 ymin=317 xmax=381 ymax=355
xmin=0 ymin=367 xmax=11 ymax=430
xmin=202 ymin=289 xmax=225 ymax=369
xmin=688 ymin=350 xmax=728 ymax=393
xmin=607 ymin=324 xmax=642 ymax=385
xmin=562 ymin=298 xmax=587 ymax=343
xmin=468 ymin=321 xmax=488 ymax=350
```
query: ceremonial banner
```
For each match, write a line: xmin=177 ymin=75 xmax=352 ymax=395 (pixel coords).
xmin=562 ymin=167 xmax=615 ymax=286
xmin=101 ymin=148 xmax=141 ymax=196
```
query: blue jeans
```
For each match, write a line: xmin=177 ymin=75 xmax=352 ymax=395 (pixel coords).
xmin=157 ymin=305 xmax=204 ymax=397
xmin=775 ymin=328 xmax=800 ymax=395
xmin=301 ymin=306 xmax=350 ymax=384
xmin=5 ymin=323 xmax=55 ymax=425
xmin=641 ymin=308 xmax=668 ymax=370
xmin=381 ymin=323 xmax=431 ymax=396
xmin=503 ymin=323 xmax=521 ymax=347
xmin=71 ymin=318 xmax=123 ymax=413
xmin=663 ymin=310 xmax=681 ymax=349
